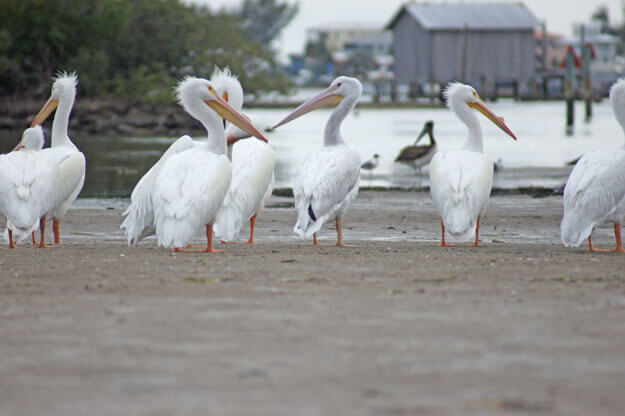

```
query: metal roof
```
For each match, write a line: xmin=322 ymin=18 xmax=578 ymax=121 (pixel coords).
xmin=386 ymin=2 xmax=539 ymax=31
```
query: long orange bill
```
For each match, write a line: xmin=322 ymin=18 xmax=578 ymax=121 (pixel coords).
xmin=30 ymin=97 xmax=59 ymax=127
xmin=205 ymin=94 xmax=268 ymax=143
xmin=468 ymin=101 xmax=517 ymax=140
xmin=273 ymin=84 xmax=343 ymax=129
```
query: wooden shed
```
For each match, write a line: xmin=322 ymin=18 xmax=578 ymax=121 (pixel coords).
xmin=386 ymin=2 xmax=539 ymax=91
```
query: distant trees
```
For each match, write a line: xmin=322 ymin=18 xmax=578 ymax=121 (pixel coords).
xmin=0 ymin=0 xmax=298 ymax=101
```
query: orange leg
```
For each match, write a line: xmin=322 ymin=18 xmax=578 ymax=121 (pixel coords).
xmin=439 ymin=220 xmax=454 ymax=247
xmin=473 ymin=215 xmax=481 ymax=247
xmin=53 ymin=219 xmax=61 ymax=245
xmin=313 ymin=233 xmax=323 ymax=246
xmin=31 ymin=231 xmax=38 ymax=246
xmin=335 ymin=217 xmax=358 ymax=247
xmin=247 ymin=215 xmax=257 ymax=244
xmin=220 ymin=215 xmax=258 ymax=245
xmin=7 ymin=230 xmax=15 ymax=249
xmin=612 ymin=224 xmax=625 ymax=253
xmin=174 ymin=225 xmax=224 ymax=253
xmin=37 ymin=217 xmax=54 ymax=248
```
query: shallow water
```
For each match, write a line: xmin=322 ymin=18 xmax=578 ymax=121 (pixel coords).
xmin=1 ymin=99 xmax=621 ymax=198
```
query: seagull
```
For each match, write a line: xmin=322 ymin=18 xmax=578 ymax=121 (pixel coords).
xmin=361 ymin=154 xmax=380 ymax=171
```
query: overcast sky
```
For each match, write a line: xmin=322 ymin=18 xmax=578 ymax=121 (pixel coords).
xmin=192 ymin=0 xmax=623 ymax=61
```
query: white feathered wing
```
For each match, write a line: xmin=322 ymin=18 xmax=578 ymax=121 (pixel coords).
xmin=214 ymin=139 xmax=275 ymax=241
xmin=429 ymin=150 xmax=494 ymax=242
xmin=561 ymin=148 xmax=625 ymax=247
xmin=293 ymin=146 xmax=360 ymax=237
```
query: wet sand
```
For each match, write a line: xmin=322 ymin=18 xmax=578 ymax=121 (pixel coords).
xmin=1 ymin=191 xmax=624 ymax=415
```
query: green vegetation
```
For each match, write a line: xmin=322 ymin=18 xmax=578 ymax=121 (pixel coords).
xmin=0 ymin=0 xmax=298 ymax=101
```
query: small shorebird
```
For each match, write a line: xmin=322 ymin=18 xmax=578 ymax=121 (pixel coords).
xmin=361 ymin=154 xmax=380 ymax=171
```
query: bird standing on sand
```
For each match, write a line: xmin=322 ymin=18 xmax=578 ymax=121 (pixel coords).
xmin=151 ymin=77 xmax=267 ymax=252
xmin=395 ymin=120 xmax=437 ymax=170
xmin=27 ymin=72 xmax=86 ymax=247
xmin=0 ymin=126 xmax=52 ymax=248
xmin=121 ymin=68 xmax=269 ymax=246
xmin=561 ymin=79 xmax=625 ymax=252
xmin=273 ymin=76 xmax=362 ymax=246
xmin=429 ymin=82 xmax=516 ymax=247
xmin=213 ymin=70 xmax=275 ymax=245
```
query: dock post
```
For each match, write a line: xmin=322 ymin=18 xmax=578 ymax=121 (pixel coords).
xmin=581 ymin=25 xmax=593 ymax=122
xmin=564 ymin=46 xmax=576 ymax=135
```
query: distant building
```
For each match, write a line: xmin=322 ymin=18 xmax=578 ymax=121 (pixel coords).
xmin=304 ymin=24 xmax=393 ymax=85
xmin=306 ymin=24 xmax=391 ymax=54
xmin=385 ymin=2 xmax=539 ymax=92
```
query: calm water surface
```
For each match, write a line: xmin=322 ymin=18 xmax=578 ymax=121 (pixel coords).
xmin=2 ymin=100 xmax=621 ymax=198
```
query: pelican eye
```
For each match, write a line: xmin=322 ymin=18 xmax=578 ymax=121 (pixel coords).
xmin=337 ymin=82 xmax=342 ymax=87
xmin=472 ymin=91 xmax=479 ymax=99
xmin=223 ymin=91 xmax=229 ymax=102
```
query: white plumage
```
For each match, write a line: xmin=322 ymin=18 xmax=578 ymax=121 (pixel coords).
xmin=28 ymin=72 xmax=86 ymax=247
xmin=293 ymin=146 xmax=360 ymax=238
xmin=147 ymin=75 xmax=267 ymax=252
xmin=429 ymin=82 xmax=516 ymax=246
xmin=153 ymin=147 xmax=231 ymax=248
xmin=273 ymin=76 xmax=362 ymax=246
xmin=214 ymin=137 xmax=275 ymax=242
xmin=213 ymin=83 xmax=276 ymax=244
xmin=0 ymin=126 xmax=55 ymax=248
xmin=430 ymin=150 xmax=493 ymax=242
xmin=561 ymin=79 xmax=625 ymax=252
xmin=121 ymin=135 xmax=194 ymax=244
xmin=121 ymin=67 xmax=250 ymax=246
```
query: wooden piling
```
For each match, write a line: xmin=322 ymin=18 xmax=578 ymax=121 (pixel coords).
xmin=564 ymin=46 xmax=576 ymax=135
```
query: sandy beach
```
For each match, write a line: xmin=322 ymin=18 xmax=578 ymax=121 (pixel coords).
xmin=1 ymin=190 xmax=624 ymax=415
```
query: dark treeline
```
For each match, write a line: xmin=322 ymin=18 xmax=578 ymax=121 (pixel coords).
xmin=0 ymin=0 xmax=298 ymax=101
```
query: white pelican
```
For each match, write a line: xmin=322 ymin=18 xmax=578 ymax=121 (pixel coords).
xmin=214 ymin=116 xmax=275 ymax=244
xmin=28 ymin=72 xmax=86 ymax=247
xmin=395 ymin=120 xmax=437 ymax=170
xmin=210 ymin=69 xmax=275 ymax=244
xmin=3 ymin=126 xmax=45 ymax=246
xmin=273 ymin=76 xmax=362 ymax=246
xmin=561 ymin=79 xmax=625 ymax=252
xmin=0 ymin=126 xmax=54 ymax=248
xmin=120 ymin=67 xmax=265 ymax=245
xmin=151 ymin=76 xmax=267 ymax=252
xmin=429 ymin=82 xmax=516 ymax=246
xmin=361 ymin=154 xmax=380 ymax=171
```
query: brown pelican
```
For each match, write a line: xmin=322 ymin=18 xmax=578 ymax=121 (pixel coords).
xmin=395 ymin=120 xmax=437 ymax=170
